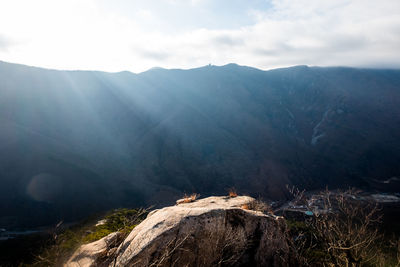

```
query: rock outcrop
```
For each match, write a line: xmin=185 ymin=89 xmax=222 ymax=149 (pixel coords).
xmin=65 ymin=232 xmax=123 ymax=267
xmin=66 ymin=196 xmax=294 ymax=267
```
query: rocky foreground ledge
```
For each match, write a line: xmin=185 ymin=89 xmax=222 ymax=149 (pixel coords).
xmin=65 ymin=196 xmax=294 ymax=267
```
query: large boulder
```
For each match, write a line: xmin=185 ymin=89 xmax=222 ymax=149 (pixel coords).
xmin=65 ymin=232 xmax=122 ymax=267
xmin=67 ymin=196 xmax=295 ymax=266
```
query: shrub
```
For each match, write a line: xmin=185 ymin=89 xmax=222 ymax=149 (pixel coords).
xmin=286 ymin=188 xmax=389 ymax=266
xmin=30 ymin=208 xmax=147 ymax=266
xmin=182 ymin=193 xmax=199 ymax=203
xmin=228 ymin=188 xmax=238 ymax=198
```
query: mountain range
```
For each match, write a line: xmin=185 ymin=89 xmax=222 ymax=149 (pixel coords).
xmin=1 ymin=61 xmax=400 ymax=228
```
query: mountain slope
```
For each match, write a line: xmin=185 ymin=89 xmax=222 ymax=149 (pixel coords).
xmin=1 ymin=61 xmax=400 ymax=228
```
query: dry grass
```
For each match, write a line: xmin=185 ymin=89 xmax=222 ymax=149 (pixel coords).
xmin=241 ymin=204 xmax=249 ymax=210
xmin=240 ymin=200 xmax=272 ymax=214
xmin=228 ymin=188 xmax=238 ymax=198
xmin=182 ymin=193 xmax=199 ymax=203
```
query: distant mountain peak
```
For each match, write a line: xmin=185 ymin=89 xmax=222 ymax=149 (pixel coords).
xmin=148 ymin=66 xmax=166 ymax=71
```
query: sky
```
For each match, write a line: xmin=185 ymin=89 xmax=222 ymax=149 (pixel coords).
xmin=0 ymin=0 xmax=399 ymax=73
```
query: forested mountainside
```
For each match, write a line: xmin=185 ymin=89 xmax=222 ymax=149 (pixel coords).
xmin=1 ymin=60 xmax=400 ymax=228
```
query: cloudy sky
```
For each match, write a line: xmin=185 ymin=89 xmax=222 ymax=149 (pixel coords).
xmin=0 ymin=0 xmax=399 ymax=72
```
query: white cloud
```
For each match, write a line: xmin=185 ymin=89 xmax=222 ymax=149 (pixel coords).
xmin=0 ymin=0 xmax=399 ymax=72
xmin=0 ymin=34 xmax=12 ymax=51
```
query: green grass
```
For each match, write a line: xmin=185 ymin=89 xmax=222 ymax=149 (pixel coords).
xmin=27 ymin=208 xmax=148 ymax=267
xmin=82 ymin=208 xmax=146 ymax=243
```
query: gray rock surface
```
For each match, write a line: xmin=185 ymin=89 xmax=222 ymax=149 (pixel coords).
xmin=66 ymin=196 xmax=294 ymax=267
xmin=65 ymin=232 xmax=122 ymax=267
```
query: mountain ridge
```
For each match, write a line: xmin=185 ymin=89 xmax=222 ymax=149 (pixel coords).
xmin=5 ymin=59 xmax=400 ymax=75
